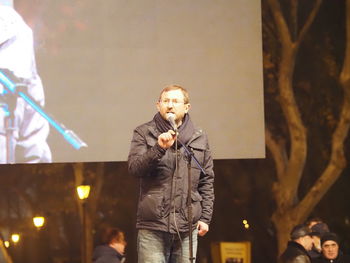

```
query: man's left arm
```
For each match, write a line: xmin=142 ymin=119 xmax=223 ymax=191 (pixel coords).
xmin=197 ymin=135 xmax=215 ymax=236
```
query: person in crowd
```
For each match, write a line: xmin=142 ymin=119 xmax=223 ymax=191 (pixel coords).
xmin=313 ymin=232 xmax=350 ymax=263
xmin=0 ymin=4 xmax=51 ymax=163
xmin=309 ymin=222 xmax=330 ymax=259
xmin=280 ymin=224 xmax=314 ymax=263
xmin=92 ymin=227 xmax=126 ymax=263
xmin=306 ymin=217 xmax=324 ymax=229
xmin=128 ymin=85 xmax=215 ymax=262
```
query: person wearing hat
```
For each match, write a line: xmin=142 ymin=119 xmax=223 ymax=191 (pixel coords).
xmin=312 ymin=232 xmax=350 ymax=263
xmin=279 ymin=224 xmax=314 ymax=263
xmin=308 ymin=222 xmax=330 ymax=259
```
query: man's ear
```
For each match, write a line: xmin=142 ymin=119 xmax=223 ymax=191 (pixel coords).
xmin=185 ymin=103 xmax=191 ymax=113
xmin=156 ymin=101 xmax=161 ymax=112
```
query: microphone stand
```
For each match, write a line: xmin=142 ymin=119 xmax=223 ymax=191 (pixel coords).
xmin=0 ymin=69 xmax=87 ymax=158
xmin=176 ymin=137 xmax=206 ymax=263
xmin=186 ymin=149 xmax=195 ymax=263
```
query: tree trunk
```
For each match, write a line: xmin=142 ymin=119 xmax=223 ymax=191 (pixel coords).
xmin=265 ymin=0 xmax=323 ymax=255
xmin=73 ymin=162 xmax=105 ymax=263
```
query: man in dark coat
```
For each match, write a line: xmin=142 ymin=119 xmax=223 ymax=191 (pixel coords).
xmin=312 ymin=232 xmax=350 ymax=263
xmin=128 ymin=85 xmax=215 ymax=263
xmin=92 ymin=227 xmax=126 ymax=263
xmin=280 ymin=224 xmax=314 ymax=263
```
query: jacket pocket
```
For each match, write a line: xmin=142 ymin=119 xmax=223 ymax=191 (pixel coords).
xmin=138 ymin=191 xmax=164 ymax=221
xmin=181 ymin=192 xmax=203 ymax=223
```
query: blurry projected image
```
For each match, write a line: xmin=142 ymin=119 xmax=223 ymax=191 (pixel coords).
xmin=0 ymin=5 xmax=52 ymax=163
xmin=0 ymin=0 xmax=264 ymax=163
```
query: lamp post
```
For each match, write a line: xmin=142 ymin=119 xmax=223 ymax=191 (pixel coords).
xmin=76 ymin=184 xmax=91 ymax=263
xmin=10 ymin=233 xmax=21 ymax=262
xmin=32 ymin=215 xmax=45 ymax=262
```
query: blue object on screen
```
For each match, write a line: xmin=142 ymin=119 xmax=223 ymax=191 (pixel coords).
xmin=0 ymin=69 xmax=87 ymax=150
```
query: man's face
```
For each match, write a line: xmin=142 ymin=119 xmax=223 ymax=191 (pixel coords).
xmin=157 ymin=89 xmax=190 ymax=126
xmin=322 ymin=240 xmax=339 ymax=260
xmin=110 ymin=241 xmax=126 ymax=255
xmin=311 ymin=236 xmax=321 ymax=252
xmin=301 ymin=235 xmax=314 ymax=251
xmin=110 ymin=235 xmax=127 ymax=255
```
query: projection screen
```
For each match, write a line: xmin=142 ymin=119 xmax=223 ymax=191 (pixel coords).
xmin=0 ymin=0 xmax=264 ymax=163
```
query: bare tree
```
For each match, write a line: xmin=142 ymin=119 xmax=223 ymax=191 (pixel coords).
xmin=264 ymin=0 xmax=350 ymax=255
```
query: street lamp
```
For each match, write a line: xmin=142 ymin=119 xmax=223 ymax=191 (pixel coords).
xmin=77 ymin=185 xmax=91 ymax=200
xmin=11 ymin=234 xmax=20 ymax=244
xmin=3 ymin=240 xmax=10 ymax=248
xmin=33 ymin=216 xmax=45 ymax=230
xmin=76 ymin=184 xmax=91 ymax=263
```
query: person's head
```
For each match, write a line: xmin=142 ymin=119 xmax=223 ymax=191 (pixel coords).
xmin=305 ymin=217 xmax=323 ymax=228
xmin=310 ymin=222 xmax=330 ymax=253
xmin=101 ymin=227 xmax=126 ymax=255
xmin=321 ymin=232 xmax=340 ymax=260
xmin=156 ymin=85 xmax=191 ymax=127
xmin=290 ymin=224 xmax=314 ymax=251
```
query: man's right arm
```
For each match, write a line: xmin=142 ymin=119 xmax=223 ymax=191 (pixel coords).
xmin=127 ymin=128 xmax=166 ymax=177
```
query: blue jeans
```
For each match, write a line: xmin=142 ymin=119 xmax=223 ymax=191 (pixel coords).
xmin=137 ymin=229 xmax=198 ymax=263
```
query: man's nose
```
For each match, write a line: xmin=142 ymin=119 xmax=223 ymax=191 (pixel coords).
xmin=166 ymin=103 xmax=174 ymax=108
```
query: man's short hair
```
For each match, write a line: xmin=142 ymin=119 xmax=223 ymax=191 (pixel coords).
xmin=101 ymin=227 xmax=125 ymax=245
xmin=305 ymin=216 xmax=323 ymax=227
xmin=159 ymin=85 xmax=190 ymax=104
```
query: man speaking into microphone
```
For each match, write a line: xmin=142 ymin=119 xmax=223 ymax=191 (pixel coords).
xmin=128 ymin=85 xmax=215 ymax=263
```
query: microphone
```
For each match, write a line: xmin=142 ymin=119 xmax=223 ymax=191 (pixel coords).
xmin=167 ymin=113 xmax=177 ymax=132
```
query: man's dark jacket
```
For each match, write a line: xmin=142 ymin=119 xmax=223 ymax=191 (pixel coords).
xmin=92 ymin=245 xmax=124 ymax=263
xmin=128 ymin=118 xmax=215 ymax=234
xmin=280 ymin=241 xmax=312 ymax=263
xmin=312 ymin=253 xmax=350 ymax=263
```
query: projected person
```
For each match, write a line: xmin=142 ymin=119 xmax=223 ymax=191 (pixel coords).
xmin=0 ymin=4 xmax=51 ymax=163
xmin=128 ymin=85 xmax=215 ymax=263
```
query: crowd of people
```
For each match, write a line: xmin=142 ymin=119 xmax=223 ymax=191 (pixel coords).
xmin=280 ymin=217 xmax=350 ymax=263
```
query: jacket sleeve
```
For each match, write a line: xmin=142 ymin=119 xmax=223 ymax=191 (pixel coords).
xmin=197 ymin=134 xmax=215 ymax=225
xmin=127 ymin=126 xmax=166 ymax=177
xmin=291 ymin=255 xmax=311 ymax=263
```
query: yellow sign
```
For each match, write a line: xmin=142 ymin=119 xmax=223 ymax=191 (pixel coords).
xmin=211 ymin=241 xmax=251 ymax=263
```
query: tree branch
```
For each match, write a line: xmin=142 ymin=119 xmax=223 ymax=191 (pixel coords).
xmin=290 ymin=0 xmax=298 ymax=41
xmin=267 ymin=0 xmax=293 ymax=46
xmin=296 ymin=0 xmax=323 ymax=46
xmin=265 ymin=127 xmax=287 ymax=179
xmin=296 ymin=0 xmax=350 ymax=221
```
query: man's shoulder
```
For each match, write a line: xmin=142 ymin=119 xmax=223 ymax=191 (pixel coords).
xmin=280 ymin=242 xmax=310 ymax=263
xmin=134 ymin=119 xmax=156 ymax=132
xmin=188 ymin=127 xmax=209 ymax=145
xmin=280 ymin=253 xmax=311 ymax=263
xmin=293 ymin=254 xmax=311 ymax=263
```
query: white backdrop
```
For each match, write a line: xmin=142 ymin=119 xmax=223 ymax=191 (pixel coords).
xmin=12 ymin=0 xmax=264 ymax=162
